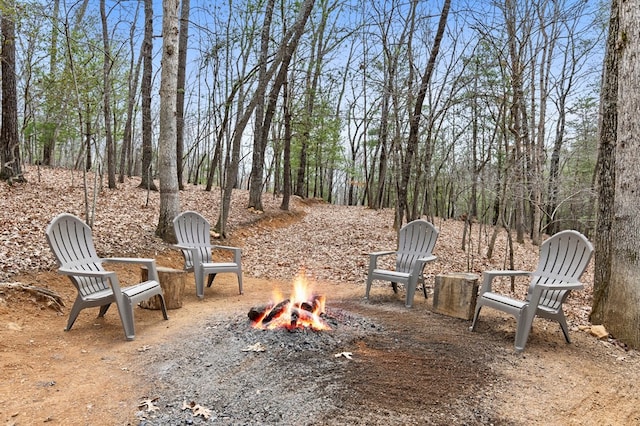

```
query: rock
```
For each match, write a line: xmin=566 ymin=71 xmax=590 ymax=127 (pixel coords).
xmin=7 ymin=322 xmax=22 ymax=331
xmin=590 ymin=324 xmax=609 ymax=339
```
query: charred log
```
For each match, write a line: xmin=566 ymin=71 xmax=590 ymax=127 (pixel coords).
xmin=248 ymin=305 xmax=268 ymax=322
xmin=262 ymin=299 xmax=290 ymax=324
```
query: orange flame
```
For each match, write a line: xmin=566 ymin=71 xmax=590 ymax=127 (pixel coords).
xmin=251 ymin=273 xmax=331 ymax=331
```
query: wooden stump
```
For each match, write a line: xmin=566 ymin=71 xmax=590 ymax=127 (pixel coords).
xmin=431 ymin=273 xmax=479 ymax=320
xmin=140 ymin=266 xmax=187 ymax=310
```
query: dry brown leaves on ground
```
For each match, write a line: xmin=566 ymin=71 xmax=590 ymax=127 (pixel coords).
xmin=0 ymin=165 xmax=593 ymax=328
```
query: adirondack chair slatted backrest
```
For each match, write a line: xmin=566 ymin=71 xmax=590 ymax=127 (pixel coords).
xmin=46 ymin=214 xmax=109 ymax=297
xmin=173 ymin=211 xmax=213 ymax=270
xmin=396 ymin=220 xmax=438 ymax=273
xmin=529 ymin=230 xmax=594 ymax=310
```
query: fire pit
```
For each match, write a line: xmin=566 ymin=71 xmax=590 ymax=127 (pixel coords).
xmin=248 ymin=273 xmax=331 ymax=331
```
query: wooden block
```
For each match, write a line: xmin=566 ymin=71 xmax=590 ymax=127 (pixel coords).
xmin=432 ymin=273 xmax=479 ymax=320
xmin=140 ymin=266 xmax=187 ymax=310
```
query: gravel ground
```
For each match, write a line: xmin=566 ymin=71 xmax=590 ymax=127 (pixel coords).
xmin=137 ymin=306 xmax=388 ymax=425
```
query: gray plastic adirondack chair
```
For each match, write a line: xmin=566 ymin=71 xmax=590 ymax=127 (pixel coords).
xmin=470 ymin=230 xmax=593 ymax=352
xmin=365 ymin=219 xmax=439 ymax=307
xmin=173 ymin=211 xmax=243 ymax=299
xmin=45 ymin=213 xmax=168 ymax=341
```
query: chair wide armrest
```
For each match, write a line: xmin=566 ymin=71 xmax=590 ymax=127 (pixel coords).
xmin=212 ymin=245 xmax=242 ymax=263
xmin=172 ymin=243 xmax=206 ymax=250
xmin=528 ymin=280 xmax=584 ymax=308
xmin=480 ymin=270 xmax=531 ymax=293
xmin=58 ymin=267 xmax=116 ymax=279
xmin=417 ymin=255 xmax=437 ymax=264
xmin=483 ymin=270 xmax=531 ymax=277
xmin=368 ymin=250 xmax=397 ymax=269
xmin=536 ymin=281 xmax=584 ymax=291
xmin=211 ymin=245 xmax=241 ymax=252
xmin=102 ymin=258 xmax=158 ymax=281
xmin=103 ymin=257 xmax=155 ymax=266
xmin=411 ymin=255 xmax=437 ymax=275
xmin=370 ymin=250 xmax=396 ymax=256
xmin=369 ymin=250 xmax=396 ymax=260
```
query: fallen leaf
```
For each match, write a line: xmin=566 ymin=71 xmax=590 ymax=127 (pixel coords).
xmin=182 ymin=400 xmax=212 ymax=419
xmin=192 ymin=404 xmax=212 ymax=419
xmin=138 ymin=397 xmax=160 ymax=412
xmin=241 ymin=342 xmax=266 ymax=352
xmin=334 ymin=351 xmax=353 ymax=360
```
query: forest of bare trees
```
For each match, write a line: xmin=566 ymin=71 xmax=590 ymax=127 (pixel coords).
xmin=0 ymin=0 xmax=604 ymax=236
xmin=3 ymin=1 xmax=638 ymax=346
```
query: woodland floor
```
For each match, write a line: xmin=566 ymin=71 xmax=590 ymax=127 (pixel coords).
xmin=0 ymin=166 xmax=639 ymax=425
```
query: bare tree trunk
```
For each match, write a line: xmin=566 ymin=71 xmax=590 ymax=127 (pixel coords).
xmin=248 ymin=0 xmax=276 ymax=211
xmin=504 ymin=0 xmax=526 ymax=244
xmin=590 ymin=0 xmax=618 ymax=326
xmin=371 ymin=0 xmax=410 ymax=211
xmin=603 ymin=0 xmax=640 ymax=348
xmin=41 ymin=0 xmax=60 ymax=166
xmin=371 ymin=13 xmax=402 ymax=210
xmin=0 ymin=0 xmax=24 ymax=183
xmin=84 ymin=119 xmax=91 ymax=171
xmin=205 ymin=83 xmax=236 ymax=192
xmin=155 ymin=0 xmax=182 ymax=243
xmin=100 ymin=0 xmax=116 ymax=189
xmin=487 ymin=106 xmax=510 ymax=259
xmin=140 ymin=0 xmax=157 ymax=191
xmin=280 ymin=75 xmax=292 ymax=211
xmin=293 ymin=0 xmax=335 ymax=200
xmin=396 ymin=0 xmax=450 ymax=228
xmin=176 ymin=0 xmax=190 ymax=190
xmin=545 ymin=3 xmax=590 ymax=236
xmin=547 ymin=113 xmax=566 ymax=236
xmin=253 ymin=41 xmax=296 ymax=206
xmin=531 ymin=27 xmax=547 ymax=243
xmin=119 ymin=4 xmax=143 ymax=184
xmin=294 ymin=8 xmax=323 ymax=198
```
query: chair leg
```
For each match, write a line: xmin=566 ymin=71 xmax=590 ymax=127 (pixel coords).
xmin=194 ymin=267 xmax=205 ymax=299
xmin=366 ymin=257 xmax=376 ymax=299
xmin=405 ymin=276 xmax=418 ymax=308
xmin=237 ymin=273 xmax=243 ymax=295
xmin=514 ymin=306 xmax=533 ymax=353
xmin=469 ymin=304 xmax=482 ymax=332
xmin=98 ymin=304 xmax=111 ymax=318
xmin=116 ymin=296 xmax=136 ymax=341
xmin=365 ymin=276 xmax=373 ymax=299
xmin=65 ymin=298 xmax=85 ymax=331
xmin=207 ymin=273 xmax=216 ymax=288
xmin=157 ymin=293 xmax=169 ymax=321
xmin=556 ymin=311 xmax=571 ymax=343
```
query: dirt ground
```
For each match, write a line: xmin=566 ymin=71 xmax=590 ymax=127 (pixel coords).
xmin=1 ymin=195 xmax=640 ymax=425
xmin=2 ymin=246 xmax=639 ymax=425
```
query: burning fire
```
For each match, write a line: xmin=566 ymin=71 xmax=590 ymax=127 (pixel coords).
xmin=249 ymin=273 xmax=331 ymax=331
